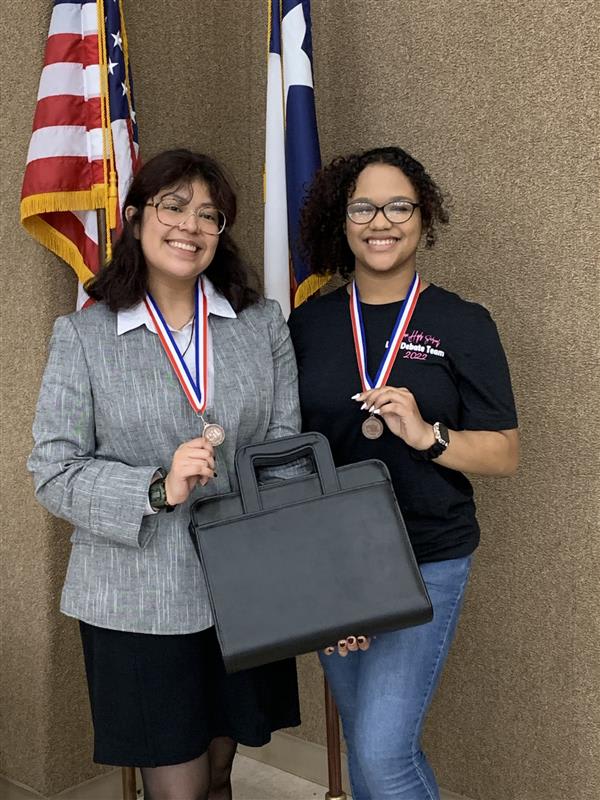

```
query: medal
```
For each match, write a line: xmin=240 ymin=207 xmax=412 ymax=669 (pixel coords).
xmin=144 ymin=277 xmax=225 ymax=445
xmin=202 ymin=421 xmax=225 ymax=446
xmin=361 ymin=415 xmax=384 ymax=440
xmin=349 ymin=273 xmax=421 ymax=439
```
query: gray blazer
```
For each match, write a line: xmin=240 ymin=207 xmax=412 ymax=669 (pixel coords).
xmin=28 ymin=298 xmax=301 ymax=634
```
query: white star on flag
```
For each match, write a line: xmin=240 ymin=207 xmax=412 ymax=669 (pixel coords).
xmin=121 ymin=81 xmax=128 ymax=96
xmin=111 ymin=31 xmax=122 ymax=49
xmin=282 ymin=4 xmax=314 ymax=95
xmin=107 ymin=59 xmax=118 ymax=75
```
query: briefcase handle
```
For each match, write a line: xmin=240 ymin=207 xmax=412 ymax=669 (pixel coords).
xmin=235 ymin=432 xmax=340 ymax=514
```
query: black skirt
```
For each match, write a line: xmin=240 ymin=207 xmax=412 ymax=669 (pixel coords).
xmin=79 ymin=622 xmax=300 ymax=767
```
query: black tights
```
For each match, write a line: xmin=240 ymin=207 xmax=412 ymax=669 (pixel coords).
xmin=140 ymin=736 xmax=238 ymax=800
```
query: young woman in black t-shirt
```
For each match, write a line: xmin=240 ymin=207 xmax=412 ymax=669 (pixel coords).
xmin=288 ymin=147 xmax=519 ymax=800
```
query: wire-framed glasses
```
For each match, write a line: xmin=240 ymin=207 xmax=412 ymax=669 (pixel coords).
xmin=346 ymin=200 xmax=420 ymax=225
xmin=147 ymin=196 xmax=226 ymax=235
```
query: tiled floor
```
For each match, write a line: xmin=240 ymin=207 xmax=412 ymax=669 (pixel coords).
xmin=0 ymin=756 xmax=335 ymax=800
xmin=233 ymin=754 xmax=333 ymax=799
xmin=1 ymin=754 xmax=464 ymax=799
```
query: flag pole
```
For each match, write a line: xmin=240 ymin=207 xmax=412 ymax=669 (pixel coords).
xmin=96 ymin=209 xmax=108 ymax=270
xmin=121 ymin=765 xmax=137 ymax=800
xmin=108 ymin=161 xmax=132 ymax=800
xmin=324 ymin=677 xmax=346 ymax=800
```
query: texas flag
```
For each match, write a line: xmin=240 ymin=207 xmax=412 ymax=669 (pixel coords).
xmin=264 ymin=0 xmax=328 ymax=317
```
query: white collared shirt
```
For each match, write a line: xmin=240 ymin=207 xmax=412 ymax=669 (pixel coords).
xmin=117 ymin=275 xmax=237 ymax=386
xmin=117 ymin=276 xmax=236 ymax=513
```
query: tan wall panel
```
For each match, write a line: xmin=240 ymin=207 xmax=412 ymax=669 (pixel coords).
xmin=0 ymin=0 xmax=84 ymax=792
xmin=0 ymin=1 xmax=254 ymax=794
xmin=1 ymin=1 xmax=598 ymax=798
xmin=126 ymin=2 xmax=268 ymax=280
xmin=292 ymin=3 xmax=600 ymax=799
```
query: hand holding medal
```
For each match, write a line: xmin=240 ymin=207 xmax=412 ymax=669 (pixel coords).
xmin=164 ymin=436 xmax=217 ymax=504
xmin=144 ymin=277 xmax=225 ymax=505
xmin=350 ymin=272 xmax=423 ymax=440
xmin=352 ymin=386 xmax=436 ymax=450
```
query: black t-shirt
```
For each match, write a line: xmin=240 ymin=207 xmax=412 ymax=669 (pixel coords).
xmin=288 ymin=283 xmax=518 ymax=563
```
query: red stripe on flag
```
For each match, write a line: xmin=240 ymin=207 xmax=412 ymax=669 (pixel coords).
xmin=22 ymin=156 xmax=106 ymax=197
xmin=127 ymin=119 xmax=140 ymax=173
xmin=32 ymin=95 xmax=102 ymax=131
xmin=44 ymin=33 xmax=100 ymax=67
xmin=21 ymin=0 xmax=140 ymax=284
xmin=42 ymin=210 xmax=99 ymax=274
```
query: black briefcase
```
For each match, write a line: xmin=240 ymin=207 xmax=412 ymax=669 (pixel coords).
xmin=189 ymin=432 xmax=432 ymax=673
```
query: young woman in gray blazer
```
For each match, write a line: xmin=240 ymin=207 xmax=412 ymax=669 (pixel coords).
xmin=28 ymin=149 xmax=301 ymax=800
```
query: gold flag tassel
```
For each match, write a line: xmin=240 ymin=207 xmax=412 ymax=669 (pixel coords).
xmin=97 ymin=0 xmax=116 ymax=261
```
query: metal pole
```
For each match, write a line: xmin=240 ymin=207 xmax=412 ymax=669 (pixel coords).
xmin=96 ymin=208 xmax=108 ymax=269
xmin=121 ymin=766 xmax=137 ymax=800
xmin=324 ymin=676 xmax=346 ymax=800
xmin=97 ymin=207 xmax=136 ymax=800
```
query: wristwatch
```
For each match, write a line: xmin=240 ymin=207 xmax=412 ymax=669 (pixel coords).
xmin=412 ymin=422 xmax=450 ymax=461
xmin=148 ymin=469 xmax=176 ymax=512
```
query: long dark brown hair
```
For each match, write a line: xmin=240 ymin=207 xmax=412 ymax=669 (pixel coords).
xmin=86 ymin=149 xmax=259 ymax=311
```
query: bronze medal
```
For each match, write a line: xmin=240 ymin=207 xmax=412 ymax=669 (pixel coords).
xmin=361 ymin=415 xmax=384 ymax=440
xmin=203 ymin=422 xmax=225 ymax=447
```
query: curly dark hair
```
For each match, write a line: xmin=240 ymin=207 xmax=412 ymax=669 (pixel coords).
xmin=299 ymin=146 xmax=449 ymax=279
xmin=86 ymin=149 xmax=259 ymax=311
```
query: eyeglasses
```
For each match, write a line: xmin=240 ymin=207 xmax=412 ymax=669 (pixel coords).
xmin=147 ymin=196 xmax=226 ymax=235
xmin=346 ymin=200 xmax=420 ymax=225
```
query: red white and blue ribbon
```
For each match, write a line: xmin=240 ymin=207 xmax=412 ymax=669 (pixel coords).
xmin=144 ymin=277 xmax=208 ymax=414
xmin=350 ymin=272 xmax=421 ymax=391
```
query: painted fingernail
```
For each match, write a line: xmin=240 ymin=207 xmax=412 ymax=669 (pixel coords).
xmin=324 ymin=647 xmax=335 ymax=655
xmin=373 ymin=409 xmax=381 ymax=415
xmin=213 ymin=472 xmax=218 ymax=477
xmin=357 ymin=636 xmax=366 ymax=644
xmin=368 ymin=405 xmax=376 ymax=413
xmin=351 ymin=393 xmax=362 ymax=400
xmin=360 ymin=403 xmax=368 ymax=410
xmin=347 ymin=637 xmax=356 ymax=645
xmin=338 ymin=640 xmax=346 ymax=649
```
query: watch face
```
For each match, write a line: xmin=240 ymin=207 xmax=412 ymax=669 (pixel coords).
xmin=149 ymin=480 xmax=166 ymax=509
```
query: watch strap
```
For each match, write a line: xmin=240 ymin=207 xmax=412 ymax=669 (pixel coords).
xmin=411 ymin=422 xmax=450 ymax=461
xmin=149 ymin=470 xmax=176 ymax=512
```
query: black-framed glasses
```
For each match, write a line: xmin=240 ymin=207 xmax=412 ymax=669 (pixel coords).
xmin=346 ymin=200 xmax=420 ymax=225
xmin=147 ymin=196 xmax=226 ymax=235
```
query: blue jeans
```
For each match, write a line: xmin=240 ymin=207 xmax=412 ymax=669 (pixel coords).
xmin=320 ymin=555 xmax=472 ymax=800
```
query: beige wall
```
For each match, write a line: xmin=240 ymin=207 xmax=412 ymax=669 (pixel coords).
xmin=1 ymin=1 xmax=598 ymax=798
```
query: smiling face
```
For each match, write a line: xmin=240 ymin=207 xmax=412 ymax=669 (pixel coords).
xmin=346 ymin=163 xmax=422 ymax=279
xmin=129 ymin=179 xmax=220 ymax=290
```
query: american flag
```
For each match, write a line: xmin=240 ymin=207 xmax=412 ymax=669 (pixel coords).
xmin=20 ymin=0 xmax=139 ymax=302
xmin=264 ymin=0 xmax=328 ymax=317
